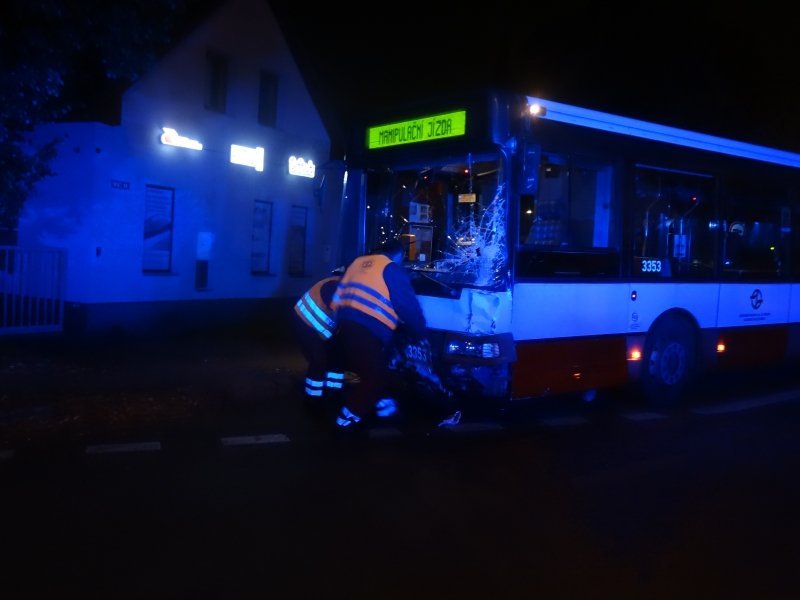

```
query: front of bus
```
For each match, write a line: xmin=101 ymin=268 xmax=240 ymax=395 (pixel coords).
xmin=341 ymin=91 xmax=520 ymax=404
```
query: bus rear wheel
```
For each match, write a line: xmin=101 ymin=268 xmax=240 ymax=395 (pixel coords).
xmin=641 ymin=315 xmax=697 ymax=409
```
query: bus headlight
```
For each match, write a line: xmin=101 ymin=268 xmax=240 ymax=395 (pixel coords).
xmin=446 ymin=340 xmax=500 ymax=358
xmin=441 ymin=332 xmax=516 ymax=365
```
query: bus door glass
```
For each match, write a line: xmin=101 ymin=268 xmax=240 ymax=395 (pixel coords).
xmin=632 ymin=165 xmax=717 ymax=279
xmin=517 ymin=152 xmax=620 ymax=279
xmin=364 ymin=152 xmax=508 ymax=289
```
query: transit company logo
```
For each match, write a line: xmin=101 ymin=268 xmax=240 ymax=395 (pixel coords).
xmin=750 ymin=288 xmax=763 ymax=310
xmin=739 ymin=288 xmax=768 ymax=322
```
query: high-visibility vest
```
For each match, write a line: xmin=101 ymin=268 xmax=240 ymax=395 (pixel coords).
xmin=332 ymin=254 xmax=399 ymax=331
xmin=294 ymin=276 xmax=339 ymax=340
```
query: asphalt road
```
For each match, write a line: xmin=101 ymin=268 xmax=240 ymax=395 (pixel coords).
xmin=2 ymin=333 xmax=800 ymax=598
xmin=3 ymin=392 xmax=800 ymax=598
xmin=3 ymin=328 xmax=799 ymax=459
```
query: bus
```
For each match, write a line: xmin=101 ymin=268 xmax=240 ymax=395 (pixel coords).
xmin=339 ymin=89 xmax=800 ymax=408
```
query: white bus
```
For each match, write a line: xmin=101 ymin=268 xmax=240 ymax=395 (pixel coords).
xmin=339 ymin=90 xmax=800 ymax=407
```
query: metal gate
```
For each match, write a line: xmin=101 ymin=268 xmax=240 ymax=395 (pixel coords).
xmin=0 ymin=246 xmax=65 ymax=335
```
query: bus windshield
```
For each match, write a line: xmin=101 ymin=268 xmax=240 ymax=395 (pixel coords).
xmin=364 ymin=152 xmax=508 ymax=289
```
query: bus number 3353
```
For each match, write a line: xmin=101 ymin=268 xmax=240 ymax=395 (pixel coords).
xmin=641 ymin=259 xmax=662 ymax=273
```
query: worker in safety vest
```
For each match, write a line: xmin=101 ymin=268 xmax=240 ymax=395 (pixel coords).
xmin=330 ymin=239 xmax=427 ymax=431
xmin=292 ymin=273 xmax=345 ymax=412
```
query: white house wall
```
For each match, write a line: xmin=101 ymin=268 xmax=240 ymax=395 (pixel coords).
xmin=19 ymin=0 xmax=343 ymax=317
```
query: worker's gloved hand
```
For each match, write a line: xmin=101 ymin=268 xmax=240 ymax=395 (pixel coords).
xmin=375 ymin=397 xmax=398 ymax=418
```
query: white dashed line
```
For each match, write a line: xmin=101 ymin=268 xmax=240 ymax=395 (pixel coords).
xmin=368 ymin=426 xmax=403 ymax=439
xmin=57 ymin=389 xmax=800 ymax=457
xmin=220 ymin=433 xmax=291 ymax=446
xmin=691 ymin=389 xmax=800 ymax=415
xmin=539 ymin=416 xmax=589 ymax=427
xmin=85 ymin=441 xmax=162 ymax=455
xmin=620 ymin=411 xmax=668 ymax=421
xmin=449 ymin=421 xmax=504 ymax=433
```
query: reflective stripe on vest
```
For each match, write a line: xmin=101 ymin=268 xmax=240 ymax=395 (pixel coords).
xmin=332 ymin=255 xmax=398 ymax=330
xmin=326 ymin=371 xmax=344 ymax=389
xmin=304 ymin=376 xmax=325 ymax=397
xmin=294 ymin=277 xmax=338 ymax=339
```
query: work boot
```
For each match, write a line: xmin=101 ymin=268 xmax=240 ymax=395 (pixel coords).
xmin=333 ymin=406 xmax=365 ymax=437
xmin=437 ymin=410 xmax=462 ymax=428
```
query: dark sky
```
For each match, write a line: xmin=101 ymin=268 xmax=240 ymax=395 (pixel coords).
xmin=269 ymin=2 xmax=800 ymax=159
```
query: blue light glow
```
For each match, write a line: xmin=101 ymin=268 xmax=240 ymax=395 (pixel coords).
xmin=527 ymin=97 xmax=800 ymax=168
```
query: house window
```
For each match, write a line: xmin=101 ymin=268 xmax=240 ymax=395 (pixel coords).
xmin=288 ymin=205 xmax=307 ymax=276
xmin=205 ymin=50 xmax=229 ymax=113
xmin=251 ymin=200 xmax=273 ymax=274
xmin=258 ymin=70 xmax=278 ymax=127
xmin=142 ymin=185 xmax=174 ymax=272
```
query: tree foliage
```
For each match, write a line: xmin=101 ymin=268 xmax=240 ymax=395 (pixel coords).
xmin=0 ymin=0 xmax=192 ymax=237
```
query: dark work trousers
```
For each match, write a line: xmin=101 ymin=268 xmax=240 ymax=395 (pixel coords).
xmin=336 ymin=319 xmax=391 ymax=418
xmin=292 ymin=312 xmax=335 ymax=404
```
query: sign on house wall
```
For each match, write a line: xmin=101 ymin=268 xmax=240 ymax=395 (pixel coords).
xmin=142 ymin=185 xmax=175 ymax=272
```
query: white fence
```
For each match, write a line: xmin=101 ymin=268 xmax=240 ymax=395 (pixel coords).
xmin=0 ymin=246 xmax=65 ymax=335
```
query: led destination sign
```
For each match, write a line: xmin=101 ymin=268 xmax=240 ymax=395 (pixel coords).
xmin=367 ymin=110 xmax=466 ymax=149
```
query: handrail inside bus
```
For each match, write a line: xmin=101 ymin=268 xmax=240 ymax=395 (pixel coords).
xmin=526 ymin=96 xmax=800 ymax=169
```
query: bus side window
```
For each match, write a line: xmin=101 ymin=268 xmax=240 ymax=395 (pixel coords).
xmin=724 ymin=220 xmax=782 ymax=278
xmin=525 ymin=155 xmax=615 ymax=250
xmin=722 ymin=179 xmax=785 ymax=280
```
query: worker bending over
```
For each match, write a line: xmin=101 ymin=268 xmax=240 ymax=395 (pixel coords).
xmin=331 ymin=239 xmax=427 ymax=432
xmin=292 ymin=273 xmax=344 ymax=413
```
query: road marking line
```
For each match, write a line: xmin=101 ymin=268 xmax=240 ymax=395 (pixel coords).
xmin=449 ymin=421 xmax=504 ymax=433
xmin=690 ymin=389 xmax=800 ymax=415
xmin=540 ymin=416 xmax=589 ymax=427
xmin=220 ymin=434 xmax=290 ymax=446
xmin=368 ymin=427 xmax=403 ymax=439
xmin=620 ymin=411 xmax=667 ymax=421
xmin=85 ymin=441 xmax=162 ymax=455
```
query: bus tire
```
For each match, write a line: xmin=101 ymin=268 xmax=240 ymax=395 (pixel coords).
xmin=640 ymin=315 xmax=697 ymax=409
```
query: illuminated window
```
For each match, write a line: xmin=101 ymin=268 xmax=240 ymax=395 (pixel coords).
xmin=258 ymin=70 xmax=278 ymax=127
xmin=288 ymin=206 xmax=307 ymax=277
xmin=251 ymin=200 xmax=273 ymax=274
xmin=205 ymin=50 xmax=228 ymax=113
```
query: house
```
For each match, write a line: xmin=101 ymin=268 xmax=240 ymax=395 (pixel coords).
xmin=12 ymin=0 xmax=346 ymax=337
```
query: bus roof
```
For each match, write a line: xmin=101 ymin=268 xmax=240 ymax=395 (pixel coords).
xmin=526 ymin=96 xmax=800 ymax=169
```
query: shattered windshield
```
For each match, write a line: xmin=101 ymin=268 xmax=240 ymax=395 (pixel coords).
xmin=364 ymin=153 xmax=508 ymax=289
